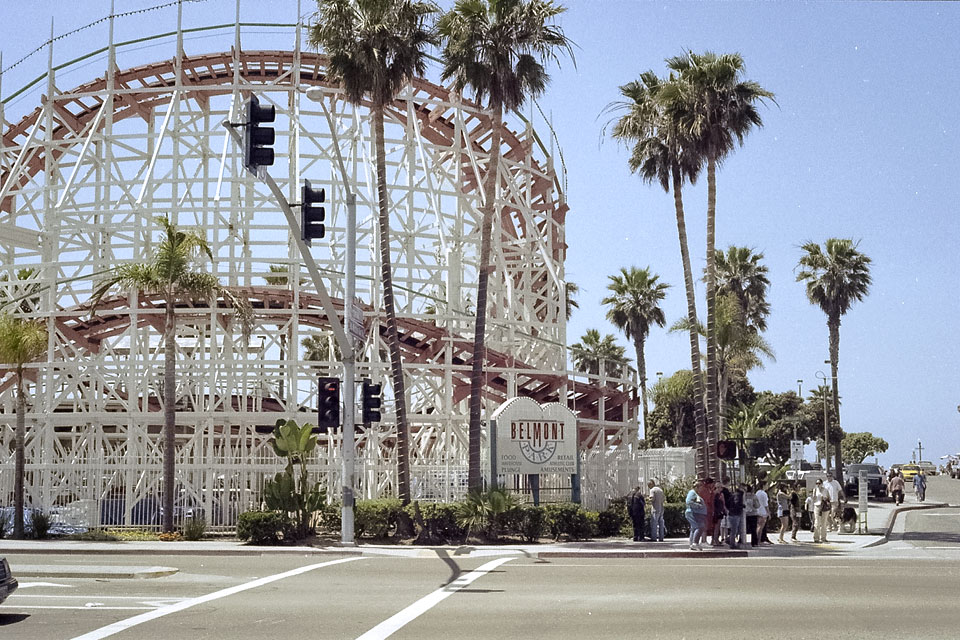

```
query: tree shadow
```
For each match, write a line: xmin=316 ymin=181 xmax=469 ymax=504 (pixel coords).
xmin=0 ymin=613 xmax=30 ymax=625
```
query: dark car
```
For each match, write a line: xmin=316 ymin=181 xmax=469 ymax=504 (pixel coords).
xmin=0 ymin=556 xmax=17 ymax=605
xmin=843 ymin=463 xmax=886 ymax=499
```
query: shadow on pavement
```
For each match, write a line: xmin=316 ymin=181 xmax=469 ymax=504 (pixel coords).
xmin=0 ymin=613 xmax=30 ymax=625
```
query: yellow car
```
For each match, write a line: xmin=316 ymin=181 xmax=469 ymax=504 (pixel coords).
xmin=900 ymin=464 xmax=920 ymax=481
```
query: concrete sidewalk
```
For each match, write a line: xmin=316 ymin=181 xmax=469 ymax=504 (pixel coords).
xmin=0 ymin=497 xmax=944 ymax=574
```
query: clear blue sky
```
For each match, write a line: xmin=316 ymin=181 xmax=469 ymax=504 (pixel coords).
xmin=2 ymin=1 xmax=958 ymax=466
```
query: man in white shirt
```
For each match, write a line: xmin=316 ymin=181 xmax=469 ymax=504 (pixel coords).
xmin=647 ymin=479 xmax=665 ymax=542
xmin=755 ymin=484 xmax=771 ymax=545
xmin=825 ymin=473 xmax=844 ymax=531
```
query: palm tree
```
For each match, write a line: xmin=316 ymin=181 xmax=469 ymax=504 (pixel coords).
xmin=601 ymin=266 xmax=669 ymax=438
xmin=0 ymin=268 xmax=43 ymax=315
xmin=713 ymin=246 xmax=770 ymax=332
xmin=569 ymin=329 xmax=629 ymax=378
xmin=438 ymin=0 xmax=573 ymax=491
xmin=564 ymin=281 xmax=579 ymax=321
xmin=666 ymin=51 xmax=774 ymax=475
xmin=310 ymin=0 xmax=436 ymax=503
xmin=91 ymin=216 xmax=252 ymax=532
xmin=605 ymin=71 xmax=709 ymax=473
xmin=796 ymin=238 xmax=871 ymax=479
xmin=0 ymin=313 xmax=47 ymax=538
xmin=672 ymin=292 xmax=774 ymax=439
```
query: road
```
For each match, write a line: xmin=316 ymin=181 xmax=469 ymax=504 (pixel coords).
xmin=2 ymin=476 xmax=959 ymax=640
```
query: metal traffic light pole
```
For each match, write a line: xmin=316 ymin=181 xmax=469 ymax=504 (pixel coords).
xmin=223 ymin=110 xmax=357 ymax=545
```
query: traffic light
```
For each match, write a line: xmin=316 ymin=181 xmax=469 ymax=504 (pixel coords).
xmin=243 ymin=95 xmax=275 ymax=173
xmin=361 ymin=379 xmax=382 ymax=423
xmin=717 ymin=440 xmax=737 ymax=460
xmin=317 ymin=377 xmax=340 ymax=433
xmin=301 ymin=179 xmax=326 ymax=244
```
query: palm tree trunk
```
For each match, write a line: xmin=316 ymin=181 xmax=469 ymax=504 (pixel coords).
xmin=671 ymin=165 xmax=708 ymax=476
xmin=468 ymin=100 xmax=503 ymax=492
xmin=13 ymin=371 xmax=26 ymax=539
xmin=373 ymin=104 xmax=411 ymax=503
xmin=829 ymin=313 xmax=842 ymax=480
xmin=163 ymin=303 xmax=176 ymax=533
xmin=718 ymin=367 xmax=729 ymax=445
xmin=705 ymin=154 xmax=718 ymax=477
xmin=633 ymin=333 xmax=648 ymax=444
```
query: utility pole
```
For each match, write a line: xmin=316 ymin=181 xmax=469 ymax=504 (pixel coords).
xmin=816 ymin=370 xmax=829 ymax=474
xmin=918 ymin=440 xmax=923 ymax=462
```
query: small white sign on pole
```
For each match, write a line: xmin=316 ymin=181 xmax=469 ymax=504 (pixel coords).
xmin=790 ymin=439 xmax=804 ymax=469
xmin=491 ymin=397 xmax=578 ymax=475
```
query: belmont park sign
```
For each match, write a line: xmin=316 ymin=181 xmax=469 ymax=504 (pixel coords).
xmin=491 ymin=397 xmax=578 ymax=475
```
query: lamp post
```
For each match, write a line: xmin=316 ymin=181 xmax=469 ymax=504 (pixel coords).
xmin=795 ymin=379 xmax=803 ymax=440
xmin=918 ymin=440 xmax=923 ymax=462
xmin=816 ymin=370 xmax=829 ymax=474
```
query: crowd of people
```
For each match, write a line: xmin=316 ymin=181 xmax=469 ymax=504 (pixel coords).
xmin=627 ymin=472 xmax=856 ymax=550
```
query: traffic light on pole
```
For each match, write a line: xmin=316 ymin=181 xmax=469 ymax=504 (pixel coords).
xmin=301 ymin=179 xmax=326 ymax=244
xmin=243 ymin=95 xmax=275 ymax=173
xmin=361 ymin=379 xmax=382 ymax=424
xmin=717 ymin=440 xmax=737 ymax=460
xmin=317 ymin=377 xmax=340 ymax=433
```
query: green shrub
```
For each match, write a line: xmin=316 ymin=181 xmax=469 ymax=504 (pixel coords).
xmin=542 ymin=503 xmax=596 ymax=541
xmin=0 ymin=513 xmax=8 ymax=539
xmin=406 ymin=502 xmax=466 ymax=544
xmin=237 ymin=510 xmax=286 ymax=545
xmin=456 ymin=488 xmax=519 ymax=541
xmin=318 ymin=501 xmax=341 ymax=533
xmin=516 ymin=505 xmax=548 ymax=543
xmin=182 ymin=517 xmax=207 ymax=541
xmin=354 ymin=499 xmax=403 ymax=539
xmin=66 ymin=529 xmax=120 ymax=541
xmin=663 ymin=477 xmax=697 ymax=504
xmin=29 ymin=510 xmax=51 ymax=539
xmin=663 ymin=503 xmax=688 ymax=537
xmin=597 ymin=506 xmax=628 ymax=537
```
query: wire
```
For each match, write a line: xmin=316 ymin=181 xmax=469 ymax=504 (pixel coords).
xmin=1 ymin=0 xmax=209 ymax=76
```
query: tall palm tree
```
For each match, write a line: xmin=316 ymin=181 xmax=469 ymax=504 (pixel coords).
xmin=438 ymin=0 xmax=573 ymax=491
xmin=310 ymin=0 xmax=437 ymax=503
xmin=569 ymin=329 xmax=629 ymax=378
xmin=91 ymin=216 xmax=252 ymax=532
xmin=713 ymin=245 xmax=770 ymax=332
xmin=796 ymin=238 xmax=871 ymax=478
xmin=672 ymin=292 xmax=774 ymax=439
xmin=0 ymin=313 xmax=47 ymax=538
xmin=601 ymin=266 xmax=669 ymax=438
xmin=564 ymin=280 xmax=579 ymax=321
xmin=605 ymin=71 xmax=709 ymax=474
xmin=666 ymin=51 xmax=774 ymax=476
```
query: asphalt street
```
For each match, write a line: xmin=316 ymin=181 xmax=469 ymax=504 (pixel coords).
xmin=1 ymin=476 xmax=958 ymax=640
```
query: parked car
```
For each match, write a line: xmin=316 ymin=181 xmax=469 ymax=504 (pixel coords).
xmin=0 ymin=556 xmax=17 ymax=605
xmin=900 ymin=464 xmax=921 ymax=481
xmin=786 ymin=461 xmax=823 ymax=481
xmin=843 ymin=463 xmax=887 ymax=499
xmin=917 ymin=461 xmax=937 ymax=476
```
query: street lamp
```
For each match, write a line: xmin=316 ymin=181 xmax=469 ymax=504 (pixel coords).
xmin=816 ymin=370 xmax=829 ymax=474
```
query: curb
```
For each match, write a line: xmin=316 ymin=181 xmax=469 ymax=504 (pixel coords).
xmin=863 ymin=502 xmax=950 ymax=548
xmin=537 ymin=550 xmax=749 ymax=559
xmin=9 ymin=564 xmax=179 ymax=579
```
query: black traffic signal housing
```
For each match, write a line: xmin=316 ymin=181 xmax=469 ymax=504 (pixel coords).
xmin=243 ymin=95 xmax=275 ymax=173
xmin=317 ymin=377 xmax=340 ymax=433
xmin=361 ymin=380 xmax=382 ymax=424
xmin=301 ymin=179 xmax=326 ymax=244
xmin=748 ymin=440 xmax=766 ymax=459
xmin=717 ymin=440 xmax=737 ymax=460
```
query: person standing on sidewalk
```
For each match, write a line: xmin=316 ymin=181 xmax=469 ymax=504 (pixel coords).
xmin=812 ymin=478 xmax=830 ymax=543
xmin=890 ymin=472 xmax=905 ymax=506
xmin=789 ymin=485 xmax=802 ymax=541
xmin=756 ymin=482 xmax=771 ymax=545
xmin=725 ymin=481 xmax=745 ymax=549
xmin=825 ymin=473 xmax=844 ymax=532
xmin=685 ymin=479 xmax=709 ymax=550
xmin=913 ymin=469 xmax=927 ymax=502
xmin=647 ymin=479 xmax=665 ymax=542
xmin=743 ymin=482 xmax=759 ymax=547
xmin=627 ymin=486 xmax=646 ymax=542
xmin=776 ymin=484 xmax=790 ymax=543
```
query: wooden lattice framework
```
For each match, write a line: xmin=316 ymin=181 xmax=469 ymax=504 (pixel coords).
xmin=0 ymin=23 xmax=640 ymax=528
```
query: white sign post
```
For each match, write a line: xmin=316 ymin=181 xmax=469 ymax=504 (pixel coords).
xmin=790 ymin=439 xmax=804 ymax=471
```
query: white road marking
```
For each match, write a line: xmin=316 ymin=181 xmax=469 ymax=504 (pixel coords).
xmin=10 ymin=595 xmax=188 ymax=601
xmin=1 ymin=605 xmax=154 ymax=611
xmin=16 ymin=582 xmax=73 ymax=589
xmin=67 ymin=556 xmax=363 ymax=640
xmin=356 ymin=557 xmax=513 ymax=640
